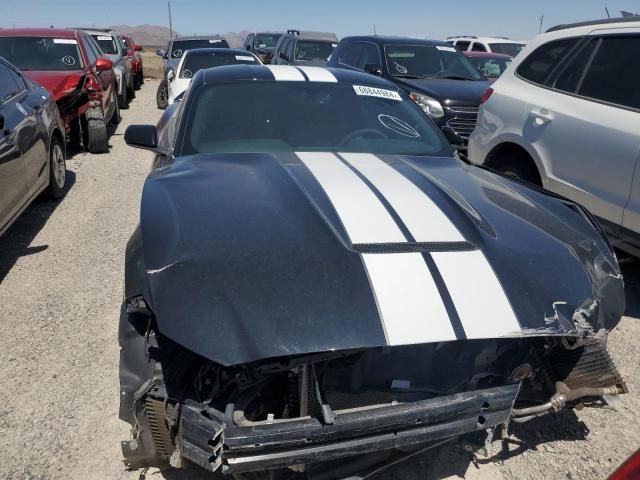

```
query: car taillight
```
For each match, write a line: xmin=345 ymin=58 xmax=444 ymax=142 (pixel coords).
xmin=610 ymin=450 xmax=640 ymax=480
xmin=480 ymin=87 xmax=494 ymax=104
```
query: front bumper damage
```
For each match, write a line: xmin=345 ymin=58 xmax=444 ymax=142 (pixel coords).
xmin=125 ymin=384 xmax=519 ymax=474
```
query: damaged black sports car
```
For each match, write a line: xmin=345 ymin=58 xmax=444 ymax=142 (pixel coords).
xmin=120 ymin=65 xmax=627 ymax=478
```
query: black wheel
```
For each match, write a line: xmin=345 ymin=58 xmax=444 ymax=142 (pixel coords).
xmin=47 ymin=137 xmax=66 ymax=199
xmin=118 ymin=82 xmax=129 ymax=110
xmin=128 ymin=78 xmax=136 ymax=99
xmin=84 ymin=109 xmax=108 ymax=153
xmin=109 ymin=88 xmax=121 ymax=126
xmin=134 ymin=71 xmax=142 ymax=90
xmin=156 ymin=79 xmax=168 ymax=110
xmin=494 ymin=155 xmax=541 ymax=186
xmin=138 ymin=71 xmax=144 ymax=87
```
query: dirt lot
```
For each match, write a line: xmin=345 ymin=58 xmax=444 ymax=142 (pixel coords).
xmin=0 ymin=79 xmax=638 ymax=480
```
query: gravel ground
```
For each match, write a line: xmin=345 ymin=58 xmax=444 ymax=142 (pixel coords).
xmin=0 ymin=79 xmax=637 ymax=480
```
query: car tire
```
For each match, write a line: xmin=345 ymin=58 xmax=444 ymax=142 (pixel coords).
xmin=84 ymin=109 xmax=109 ymax=154
xmin=47 ymin=137 xmax=66 ymax=199
xmin=109 ymin=88 xmax=121 ymax=126
xmin=156 ymin=79 xmax=168 ymax=110
xmin=128 ymin=79 xmax=135 ymax=99
xmin=138 ymin=71 xmax=144 ymax=87
xmin=118 ymin=83 xmax=129 ymax=110
xmin=494 ymin=155 xmax=541 ymax=186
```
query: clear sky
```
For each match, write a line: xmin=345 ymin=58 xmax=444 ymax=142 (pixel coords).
xmin=0 ymin=0 xmax=638 ymax=40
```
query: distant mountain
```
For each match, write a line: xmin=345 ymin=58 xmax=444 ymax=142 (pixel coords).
xmin=110 ymin=24 xmax=249 ymax=48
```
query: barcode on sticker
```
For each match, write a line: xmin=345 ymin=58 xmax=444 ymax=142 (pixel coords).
xmin=53 ymin=39 xmax=77 ymax=45
xmin=353 ymin=85 xmax=402 ymax=101
xmin=235 ymin=55 xmax=255 ymax=61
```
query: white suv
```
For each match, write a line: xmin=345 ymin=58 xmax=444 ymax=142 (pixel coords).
xmin=446 ymin=36 xmax=526 ymax=56
xmin=468 ymin=18 xmax=640 ymax=257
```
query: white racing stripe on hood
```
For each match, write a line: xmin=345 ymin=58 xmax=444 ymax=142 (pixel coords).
xmin=362 ymin=253 xmax=456 ymax=344
xmin=296 ymin=152 xmax=405 ymax=243
xmin=432 ymin=250 xmax=521 ymax=337
xmin=265 ymin=65 xmax=305 ymax=81
xmin=296 ymin=66 xmax=338 ymax=82
xmin=340 ymin=153 xmax=465 ymax=243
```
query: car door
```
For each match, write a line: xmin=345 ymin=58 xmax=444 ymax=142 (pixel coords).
xmin=624 ymin=150 xmax=640 ymax=236
xmin=523 ymin=32 xmax=640 ymax=227
xmin=0 ymin=62 xmax=29 ymax=232
xmin=245 ymin=34 xmax=254 ymax=52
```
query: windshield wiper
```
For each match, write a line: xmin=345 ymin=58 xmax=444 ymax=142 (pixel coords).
xmin=436 ymin=74 xmax=477 ymax=81
xmin=393 ymin=74 xmax=429 ymax=79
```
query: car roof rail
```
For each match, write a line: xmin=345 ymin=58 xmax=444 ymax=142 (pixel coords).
xmin=546 ymin=16 xmax=640 ymax=32
xmin=446 ymin=35 xmax=478 ymax=39
xmin=71 ymin=26 xmax=111 ymax=33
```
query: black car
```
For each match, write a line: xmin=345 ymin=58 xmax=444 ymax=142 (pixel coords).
xmin=155 ymin=35 xmax=230 ymax=109
xmin=243 ymin=31 xmax=283 ymax=64
xmin=272 ymin=29 xmax=338 ymax=66
xmin=120 ymin=65 xmax=625 ymax=477
xmin=0 ymin=56 xmax=66 ymax=237
xmin=328 ymin=36 xmax=492 ymax=147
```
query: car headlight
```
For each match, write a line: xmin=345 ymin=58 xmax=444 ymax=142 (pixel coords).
xmin=409 ymin=92 xmax=444 ymax=118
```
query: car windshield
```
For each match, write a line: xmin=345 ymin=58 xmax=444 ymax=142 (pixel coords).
xmin=254 ymin=34 xmax=281 ymax=49
xmin=469 ymin=57 xmax=512 ymax=78
xmin=384 ymin=45 xmax=483 ymax=80
xmin=181 ymin=81 xmax=450 ymax=157
xmin=0 ymin=36 xmax=83 ymax=71
xmin=180 ymin=51 xmax=258 ymax=78
xmin=171 ymin=39 xmax=229 ymax=58
xmin=295 ymin=40 xmax=336 ymax=61
xmin=489 ymin=43 xmax=524 ymax=56
xmin=91 ymin=34 xmax=118 ymax=54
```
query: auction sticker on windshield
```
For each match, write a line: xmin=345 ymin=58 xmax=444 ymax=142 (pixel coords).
xmin=235 ymin=55 xmax=255 ymax=61
xmin=436 ymin=46 xmax=456 ymax=52
xmin=98 ymin=36 xmax=112 ymax=41
xmin=353 ymin=85 xmax=402 ymax=101
xmin=53 ymin=39 xmax=77 ymax=44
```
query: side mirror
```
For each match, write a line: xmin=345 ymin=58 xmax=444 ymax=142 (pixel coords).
xmin=135 ymin=44 xmax=143 ymax=51
xmin=125 ymin=125 xmax=165 ymax=153
xmin=246 ymin=45 xmax=251 ymax=51
xmin=364 ymin=63 xmax=382 ymax=76
xmin=167 ymin=70 xmax=175 ymax=81
xmin=95 ymin=58 xmax=113 ymax=71
xmin=156 ymin=48 xmax=165 ymax=57
xmin=441 ymin=126 xmax=465 ymax=146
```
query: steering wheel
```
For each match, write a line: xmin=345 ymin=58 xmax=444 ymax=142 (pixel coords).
xmin=339 ymin=128 xmax=388 ymax=146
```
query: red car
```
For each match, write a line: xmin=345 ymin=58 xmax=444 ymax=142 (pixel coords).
xmin=0 ymin=28 xmax=119 ymax=153
xmin=464 ymin=51 xmax=513 ymax=82
xmin=121 ymin=34 xmax=144 ymax=90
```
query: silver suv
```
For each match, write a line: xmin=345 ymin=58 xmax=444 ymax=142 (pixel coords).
xmin=468 ymin=18 xmax=640 ymax=257
xmin=76 ymin=28 xmax=134 ymax=109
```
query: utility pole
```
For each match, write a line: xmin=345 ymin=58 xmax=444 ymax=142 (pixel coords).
xmin=538 ymin=15 xmax=544 ymax=33
xmin=168 ymin=0 xmax=174 ymax=39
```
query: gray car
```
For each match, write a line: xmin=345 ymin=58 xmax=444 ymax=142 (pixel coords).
xmin=76 ymin=28 xmax=134 ymax=109
xmin=155 ymin=35 xmax=230 ymax=109
xmin=271 ymin=29 xmax=338 ymax=66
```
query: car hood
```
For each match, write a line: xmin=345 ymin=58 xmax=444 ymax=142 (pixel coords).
xmin=135 ymin=152 xmax=624 ymax=365
xmin=23 ymin=70 xmax=86 ymax=101
xmin=392 ymin=78 xmax=490 ymax=105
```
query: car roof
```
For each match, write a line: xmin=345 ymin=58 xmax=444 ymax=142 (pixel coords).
xmin=340 ymin=35 xmax=454 ymax=47
xmin=464 ymin=51 xmax=513 ymax=59
xmin=183 ymin=48 xmax=255 ymax=56
xmin=73 ymin=27 xmax=114 ymax=35
xmin=285 ymin=30 xmax=338 ymax=41
xmin=197 ymin=65 xmax=398 ymax=89
xmin=0 ymin=28 xmax=80 ymax=38
xmin=446 ymin=36 xmax=525 ymax=44
xmin=173 ymin=35 xmax=227 ymax=41
xmin=546 ymin=17 xmax=640 ymax=33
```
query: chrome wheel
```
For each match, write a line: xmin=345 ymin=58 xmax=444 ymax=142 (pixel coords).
xmin=52 ymin=143 xmax=66 ymax=188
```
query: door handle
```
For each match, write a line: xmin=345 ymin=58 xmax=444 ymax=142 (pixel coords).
xmin=530 ymin=109 xmax=553 ymax=124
